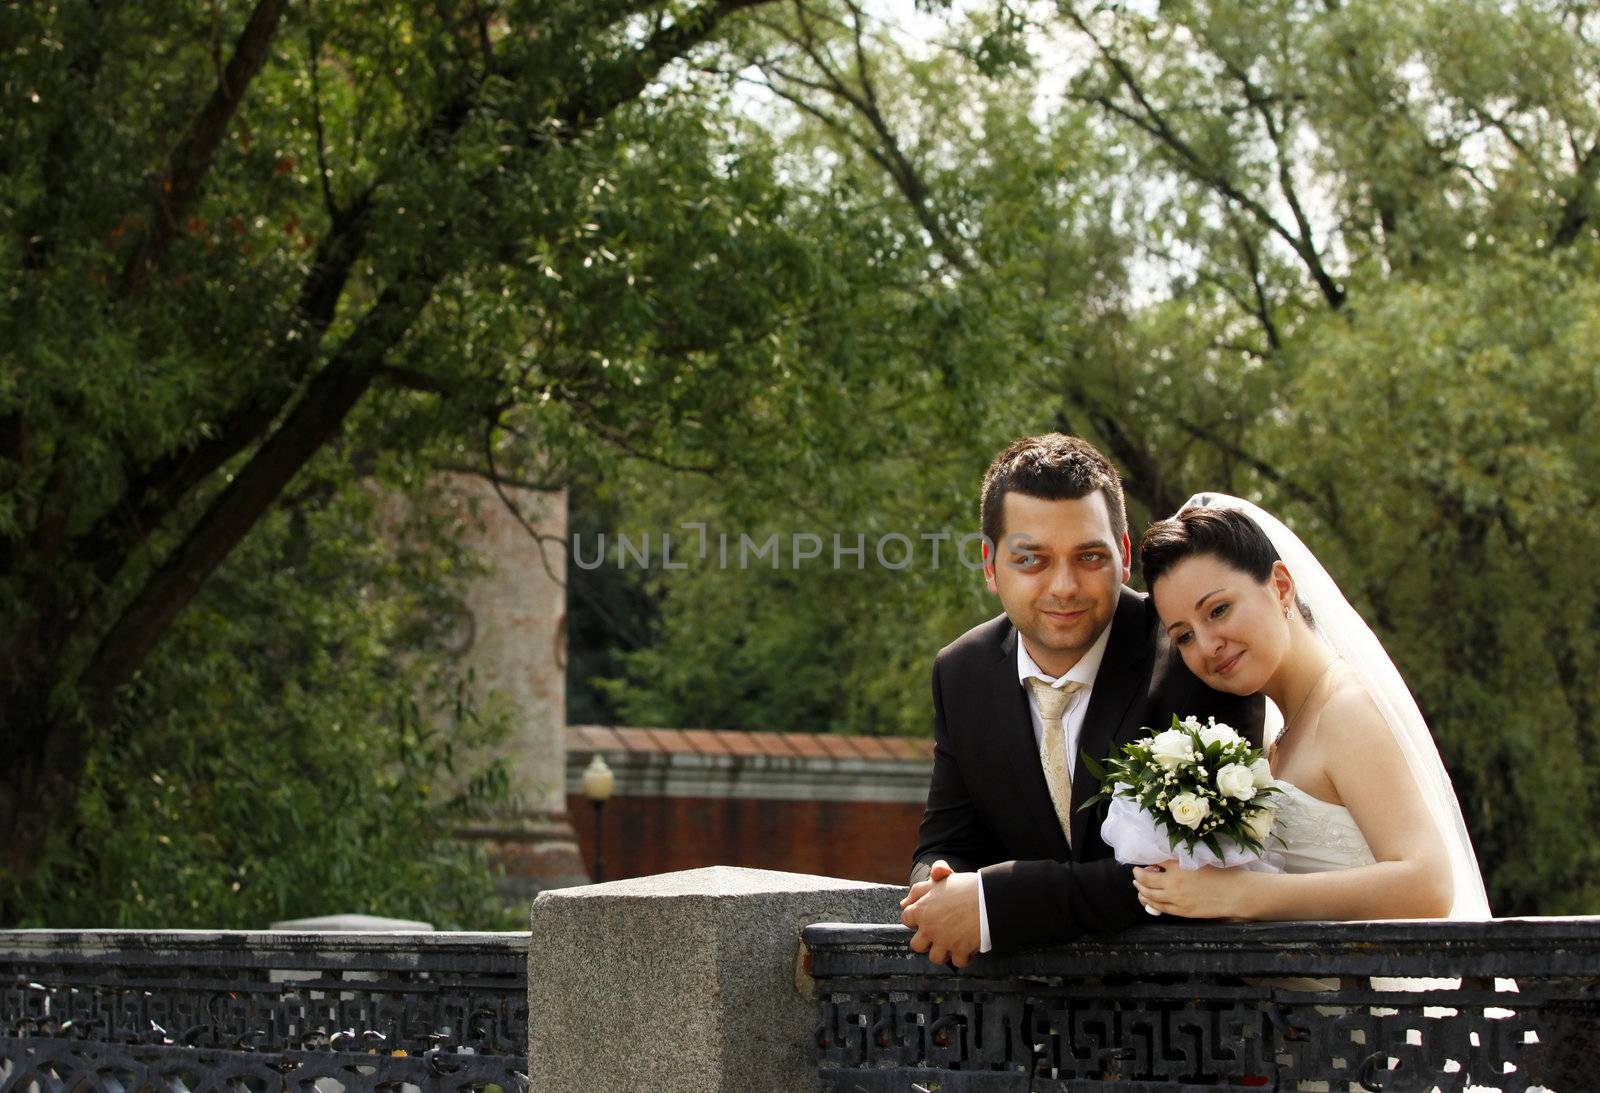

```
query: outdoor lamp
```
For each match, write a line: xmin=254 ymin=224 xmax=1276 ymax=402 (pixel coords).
xmin=581 ymin=754 xmax=615 ymax=883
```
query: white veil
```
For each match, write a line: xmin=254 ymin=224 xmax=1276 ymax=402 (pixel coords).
xmin=1180 ymin=492 xmax=1491 ymax=920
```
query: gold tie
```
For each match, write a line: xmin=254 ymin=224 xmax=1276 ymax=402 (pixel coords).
xmin=1027 ymin=676 xmax=1087 ymax=846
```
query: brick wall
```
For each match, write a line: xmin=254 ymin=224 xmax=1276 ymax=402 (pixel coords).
xmin=564 ymin=727 xmax=933 ymax=885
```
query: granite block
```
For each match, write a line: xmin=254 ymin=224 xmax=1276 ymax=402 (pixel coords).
xmin=528 ymin=865 xmax=902 ymax=1092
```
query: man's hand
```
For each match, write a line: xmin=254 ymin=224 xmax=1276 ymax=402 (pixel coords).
xmin=900 ymin=858 xmax=954 ymax=910
xmin=899 ymin=859 xmax=981 ymax=968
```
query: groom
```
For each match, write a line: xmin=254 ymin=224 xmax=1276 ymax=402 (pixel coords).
xmin=901 ymin=433 xmax=1262 ymax=964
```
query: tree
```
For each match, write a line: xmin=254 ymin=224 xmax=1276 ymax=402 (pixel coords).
xmin=0 ymin=0 xmax=820 ymax=923
xmin=28 ymin=469 xmax=520 ymax=927
xmin=585 ymin=0 xmax=1600 ymax=913
xmin=1042 ymin=0 xmax=1600 ymax=912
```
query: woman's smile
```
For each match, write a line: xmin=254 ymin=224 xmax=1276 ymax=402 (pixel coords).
xmin=1211 ymin=650 xmax=1244 ymax=677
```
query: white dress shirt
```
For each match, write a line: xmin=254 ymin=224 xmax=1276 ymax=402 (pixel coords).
xmin=975 ymin=617 xmax=1115 ymax=952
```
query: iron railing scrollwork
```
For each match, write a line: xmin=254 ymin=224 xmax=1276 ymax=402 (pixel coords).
xmin=0 ymin=930 xmax=529 ymax=1093
xmin=805 ymin=918 xmax=1600 ymax=1092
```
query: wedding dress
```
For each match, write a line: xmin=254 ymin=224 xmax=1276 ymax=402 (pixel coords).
xmin=1271 ymin=780 xmax=1375 ymax=874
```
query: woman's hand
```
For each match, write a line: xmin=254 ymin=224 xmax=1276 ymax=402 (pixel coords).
xmin=1132 ymin=860 xmax=1256 ymax=920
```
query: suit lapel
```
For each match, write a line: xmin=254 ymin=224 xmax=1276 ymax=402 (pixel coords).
xmin=1070 ymin=588 xmax=1154 ymax=851
xmin=990 ymin=624 xmax=1071 ymax=858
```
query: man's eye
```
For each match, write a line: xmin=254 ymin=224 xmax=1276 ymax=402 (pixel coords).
xmin=1080 ymin=552 xmax=1105 ymax=564
xmin=1013 ymin=553 xmax=1041 ymax=568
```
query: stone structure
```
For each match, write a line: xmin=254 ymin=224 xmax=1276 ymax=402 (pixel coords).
xmin=441 ymin=473 xmax=587 ymax=895
xmin=425 ymin=478 xmax=940 ymax=894
xmin=527 ymin=865 xmax=901 ymax=1093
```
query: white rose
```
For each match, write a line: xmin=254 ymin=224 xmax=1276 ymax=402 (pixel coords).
xmin=1199 ymin=723 xmax=1242 ymax=749
xmin=1150 ymin=729 xmax=1195 ymax=769
xmin=1216 ymin=763 xmax=1257 ymax=801
xmin=1249 ymin=758 xmax=1274 ymax=789
xmin=1169 ymin=792 xmax=1210 ymax=829
xmin=1179 ymin=715 xmax=1204 ymax=733
xmin=1244 ymin=806 xmax=1276 ymax=842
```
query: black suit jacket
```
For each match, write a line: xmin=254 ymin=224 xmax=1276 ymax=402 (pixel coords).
xmin=911 ymin=587 xmax=1263 ymax=950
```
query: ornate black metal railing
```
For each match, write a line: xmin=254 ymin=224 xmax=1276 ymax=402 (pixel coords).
xmin=805 ymin=917 xmax=1600 ymax=1092
xmin=0 ymin=930 xmax=529 ymax=1093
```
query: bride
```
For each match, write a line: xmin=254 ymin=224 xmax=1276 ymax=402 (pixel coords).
xmin=1127 ymin=494 xmax=1490 ymax=921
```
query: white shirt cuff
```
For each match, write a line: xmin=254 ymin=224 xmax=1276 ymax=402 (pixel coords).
xmin=976 ymin=871 xmax=993 ymax=953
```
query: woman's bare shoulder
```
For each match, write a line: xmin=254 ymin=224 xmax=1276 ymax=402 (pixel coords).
xmin=1312 ymin=670 xmax=1392 ymax=746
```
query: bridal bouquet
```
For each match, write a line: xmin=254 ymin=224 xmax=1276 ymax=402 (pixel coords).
xmin=1080 ymin=715 xmax=1284 ymax=873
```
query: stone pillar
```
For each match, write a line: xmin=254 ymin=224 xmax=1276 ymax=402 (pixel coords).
xmin=444 ymin=473 xmax=586 ymax=896
xmin=528 ymin=866 xmax=902 ymax=1093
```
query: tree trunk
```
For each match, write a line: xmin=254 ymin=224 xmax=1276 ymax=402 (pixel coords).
xmin=0 ymin=679 xmax=83 ymax=925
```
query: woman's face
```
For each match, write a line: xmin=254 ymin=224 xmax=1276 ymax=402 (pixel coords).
xmin=1151 ymin=553 xmax=1291 ymax=696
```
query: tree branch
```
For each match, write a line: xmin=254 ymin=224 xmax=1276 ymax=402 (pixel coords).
xmin=481 ymin=417 xmax=567 ymax=591
xmin=307 ymin=3 xmax=340 ymax=219
xmin=72 ymin=48 xmax=495 ymax=600
xmin=1232 ymin=217 xmax=1281 ymax=353
xmin=74 ymin=0 xmax=773 ymax=694
xmin=119 ymin=0 xmax=289 ymax=297
xmin=376 ymin=364 xmax=461 ymax=396
xmin=434 ymin=462 xmax=566 ymax=493
xmin=536 ymin=0 xmax=772 ymax=146
xmin=1552 ymin=137 xmax=1600 ymax=249
xmin=1210 ymin=45 xmax=1323 ymax=299
xmin=1066 ymin=9 xmax=1345 ymax=309
xmin=749 ymin=4 xmax=973 ymax=273
xmin=71 ymin=192 xmax=377 ymax=594
xmin=1045 ymin=348 xmax=1186 ymax=521
xmin=81 ymin=272 xmax=440 ymax=696
xmin=1172 ymin=414 xmax=1339 ymax=531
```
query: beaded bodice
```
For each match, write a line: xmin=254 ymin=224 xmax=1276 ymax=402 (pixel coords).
xmin=1271 ymin=780 xmax=1376 ymax=873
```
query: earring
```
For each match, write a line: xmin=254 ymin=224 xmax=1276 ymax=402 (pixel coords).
xmin=1285 ymin=607 xmax=1295 ymax=621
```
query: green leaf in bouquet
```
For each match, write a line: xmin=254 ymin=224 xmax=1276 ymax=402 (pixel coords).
xmin=1079 ymin=750 xmax=1107 ymax=783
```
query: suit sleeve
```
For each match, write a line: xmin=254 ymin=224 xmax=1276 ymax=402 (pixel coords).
xmin=978 ymin=857 xmax=1146 ymax=948
xmin=909 ymin=657 xmax=997 ymax=884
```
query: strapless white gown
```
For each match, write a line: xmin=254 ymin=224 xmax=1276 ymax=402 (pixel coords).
xmin=1272 ymin=780 xmax=1376 ymax=873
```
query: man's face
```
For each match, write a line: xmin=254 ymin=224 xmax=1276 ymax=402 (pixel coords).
xmin=984 ymin=491 xmax=1130 ymax=677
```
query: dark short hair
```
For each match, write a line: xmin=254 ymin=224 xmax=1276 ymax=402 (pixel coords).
xmin=1138 ymin=505 xmax=1279 ymax=591
xmin=980 ymin=434 xmax=1128 ymax=556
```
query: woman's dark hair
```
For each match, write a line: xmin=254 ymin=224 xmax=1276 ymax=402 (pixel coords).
xmin=1138 ymin=506 xmax=1280 ymax=590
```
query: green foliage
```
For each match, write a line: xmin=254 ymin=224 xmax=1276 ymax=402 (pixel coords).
xmin=576 ymin=0 xmax=1600 ymax=916
xmin=1 ymin=0 xmax=814 ymax=925
xmin=1271 ymin=255 xmax=1600 ymax=913
xmin=14 ymin=463 xmax=520 ymax=929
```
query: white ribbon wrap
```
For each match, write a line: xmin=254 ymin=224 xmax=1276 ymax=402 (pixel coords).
xmin=1101 ymin=793 xmax=1284 ymax=873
